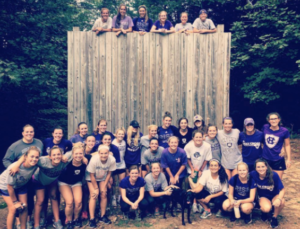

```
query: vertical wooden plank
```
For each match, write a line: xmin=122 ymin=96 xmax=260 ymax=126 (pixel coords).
xmin=168 ymin=34 xmax=176 ymax=123
xmin=161 ymin=35 xmax=169 ymax=119
xmin=198 ymin=35 xmax=206 ymax=121
xmin=105 ymin=32 xmax=112 ymax=131
xmin=181 ymin=34 xmax=187 ymax=118
xmin=224 ymin=33 xmax=231 ymax=117
xmin=205 ymin=34 xmax=213 ymax=124
xmin=93 ymin=33 xmax=100 ymax=129
xmin=123 ymin=35 xmax=129 ymax=128
xmin=174 ymin=34 xmax=181 ymax=122
xmin=87 ymin=32 xmax=94 ymax=133
xmin=186 ymin=34 xmax=194 ymax=124
xmin=143 ymin=33 xmax=150 ymax=130
xmin=67 ymin=31 xmax=74 ymax=138
xmin=118 ymin=35 xmax=125 ymax=129
xmin=137 ymin=34 xmax=144 ymax=132
xmin=211 ymin=32 xmax=219 ymax=126
xmin=99 ymin=33 xmax=106 ymax=120
xmin=80 ymin=32 xmax=87 ymax=125
xmin=73 ymin=28 xmax=81 ymax=128
xmin=149 ymin=33 xmax=156 ymax=125
xmin=111 ymin=33 xmax=118 ymax=133
xmin=193 ymin=34 xmax=201 ymax=116
xmin=155 ymin=34 xmax=163 ymax=127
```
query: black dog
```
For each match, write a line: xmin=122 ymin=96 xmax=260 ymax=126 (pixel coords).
xmin=163 ymin=188 xmax=194 ymax=226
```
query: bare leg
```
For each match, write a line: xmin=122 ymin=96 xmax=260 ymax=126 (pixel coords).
xmin=34 ymin=189 xmax=45 ymax=227
xmin=72 ymin=185 xmax=83 ymax=220
xmin=272 ymin=195 xmax=285 ymax=217
xmin=87 ymin=182 xmax=98 ymax=219
xmin=99 ymin=181 xmax=108 ymax=217
xmin=2 ymin=195 xmax=17 ymax=229
xmin=18 ymin=194 xmax=28 ymax=229
xmin=59 ymin=185 xmax=74 ymax=222
xmin=273 ymin=170 xmax=284 ymax=180
xmin=48 ymin=182 xmax=60 ymax=222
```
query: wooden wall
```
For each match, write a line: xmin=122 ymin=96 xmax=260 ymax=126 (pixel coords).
xmin=67 ymin=25 xmax=231 ymax=138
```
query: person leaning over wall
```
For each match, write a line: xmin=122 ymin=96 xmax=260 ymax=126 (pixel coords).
xmin=92 ymin=8 xmax=112 ymax=35
xmin=133 ymin=5 xmax=153 ymax=36
xmin=112 ymin=4 xmax=133 ymax=37
xmin=193 ymin=9 xmax=217 ymax=34
xmin=151 ymin=11 xmax=175 ymax=34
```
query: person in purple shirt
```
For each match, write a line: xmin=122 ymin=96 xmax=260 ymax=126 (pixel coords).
xmin=238 ymin=118 xmax=264 ymax=172
xmin=175 ymin=117 xmax=193 ymax=149
xmin=160 ymin=136 xmax=187 ymax=188
xmin=250 ymin=158 xmax=285 ymax=228
xmin=262 ymin=112 xmax=291 ymax=179
xmin=93 ymin=119 xmax=114 ymax=145
xmin=43 ymin=127 xmax=72 ymax=156
xmin=69 ymin=122 xmax=88 ymax=144
xmin=158 ymin=111 xmax=178 ymax=148
xmin=133 ymin=5 xmax=153 ymax=35
xmin=151 ymin=11 xmax=175 ymax=34
xmin=112 ymin=4 xmax=133 ymax=37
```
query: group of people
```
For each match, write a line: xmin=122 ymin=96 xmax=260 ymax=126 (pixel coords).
xmin=92 ymin=5 xmax=216 ymax=37
xmin=0 ymin=111 xmax=291 ymax=229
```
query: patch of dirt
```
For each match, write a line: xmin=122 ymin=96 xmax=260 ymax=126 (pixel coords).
xmin=1 ymin=139 xmax=299 ymax=229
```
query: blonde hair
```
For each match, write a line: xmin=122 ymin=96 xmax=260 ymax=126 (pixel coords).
xmin=127 ymin=126 xmax=140 ymax=146
xmin=101 ymin=8 xmax=109 ymax=14
xmin=138 ymin=5 xmax=149 ymax=22
xmin=98 ymin=144 xmax=110 ymax=152
xmin=237 ymin=162 xmax=249 ymax=171
xmin=115 ymin=127 xmax=126 ymax=137
xmin=148 ymin=124 xmax=158 ymax=133
xmin=167 ymin=136 xmax=179 ymax=143
xmin=72 ymin=143 xmax=84 ymax=154
xmin=159 ymin=11 xmax=167 ymax=17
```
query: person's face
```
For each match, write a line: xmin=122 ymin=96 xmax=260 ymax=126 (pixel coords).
xmin=116 ymin=131 xmax=125 ymax=141
xmin=151 ymin=164 xmax=161 ymax=176
xmin=25 ymin=150 xmax=39 ymax=166
xmin=163 ymin=117 xmax=172 ymax=128
xmin=245 ymin=124 xmax=255 ymax=132
xmin=139 ymin=8 xmax=146 ymax=18
xmin=73 ymin=149 xmax=84 ymax=162
xmin=168 ymin=139 xmax=178 ymax=151
xmin=149 ymin=128 xmax=157 ymax=137
xmin=223 ymin=120 xmax=233 ymax=132
xmin=79 ymin=124 xmax=88 ymax=136
xmin=200 ymin=13 xmax=207 ymax=21
xmin=181 ymin=14 xmax=188 ymax=24
xmin=208 ymin=126 xmax=217 ymax=138
xmin=180 ymin=119 xmax=188 ymax=130
xmin=194 ymin=120 xmax=202 ymax=128
xmin=50 ymin=149 xmax=62 ymax=164
xmin=22 ymin=127 xmax=34 ymax=142
xmin=101 ymin=10 xmax=109 ymax=20
xmin=120 ymin=6 xmax=126 ymax=16
xmin=237 ymin=165 xmax=248 ymax=179
xmin=256 ymin=162 xmax=267 ymax=176
xmin=52 ymin=129 xmax=63 ymax=142
xmin=159 ymin=13 xmax=167 ymax=22
xmin=268 ymin=115 xmax=280 ymax=127
xmin=209 ymin=161 xmax=220 ymax=173
xmin=98 ymin=121 xmax=107 ymax=134
xmin=102 ymin=135 xmax=112 ymax=146
xmin=193 ymin=133 xmax=203 ymax=145
xmin=150 ymin=140 xmax=159 ymax=151
xmin=129 ymin=169 xmax=139 ymax=181
xmin=99 ymin=149 xmax=109 ymax=161
xmin=85 ymin=136 xmax=96 ymax=149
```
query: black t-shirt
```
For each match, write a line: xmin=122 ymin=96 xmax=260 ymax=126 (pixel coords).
xmin=176 ymin=128 xmax=193 ymax=149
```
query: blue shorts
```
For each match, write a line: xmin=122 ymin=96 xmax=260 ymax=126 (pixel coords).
xmin=0 ymin=185 xmax=28 ymax=197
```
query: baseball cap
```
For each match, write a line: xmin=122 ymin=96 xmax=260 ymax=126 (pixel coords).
xmin=130 ymin=120 xmax=140 ymax=128
xmin=199 ymin=9 xmax=208 ymax=15
xmin=193 ymin=115 xmax=203 ymax=123
xmin=244 ymin=118 xmax=254 ymax=126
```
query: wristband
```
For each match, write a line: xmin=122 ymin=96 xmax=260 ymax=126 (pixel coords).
xmin=13 ymin=200 xmax=18 ymax=204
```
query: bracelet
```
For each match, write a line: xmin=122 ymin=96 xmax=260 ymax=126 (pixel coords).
xmin=13 ymin=200 xmax=18 ymax=204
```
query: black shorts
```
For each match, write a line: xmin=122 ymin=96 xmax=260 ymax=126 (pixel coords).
xmin=141 ymin=164 xmax=147 ymax=171
xmin=126 ymin=163 xmax=141 ymax=170
xmin=113 ymin=169 xmax=126 ymax=176
xmin=264 ymin=158 xmax=286 ymax=171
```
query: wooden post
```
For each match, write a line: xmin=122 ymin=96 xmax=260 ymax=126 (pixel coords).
xmin=73 ymin=27 xmax=80 ymax=31
xmin=217 ymin=24 xmax=224 ymax=33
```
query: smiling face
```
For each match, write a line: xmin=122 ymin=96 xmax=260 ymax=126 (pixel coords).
xmin=101 ymin=9 xmax=109 ymax=20
xmin=209 ymin=161 xmax=220 ymax=174
xmin=237 ymin=164 xmax=248 ymax=179
xmin=85 ymin=136 xmax=96 ymax=150
xmin=79 ymin=124 xmax=88 ymax=137
xmin=99 ymin=148 xmax=109 ymax=162
xmin=180 ymin=13 xmax=188 ymax=24
xmin=168 ymin=138 xmax=179 ymax=151
xmin=73 ymin=148 xmax=84 ymax=162
xmin=193 ymin=132 xmax=203 ymax=146
xmin=22 ymin=126 xmax=34 ymax=142
xmin=159 ymin=12 xmax=167 ymax=22
xmin=24 ymin=150 xmax=40 ymax=167
xmin=223 ymin=119 xmax=233 ymax=132
xmin=116 ymin=130 xmax=125 ymax=141
xmin=245 ymin=124 xmax=255 ymax=132
xmin=194 ymin=120 xmax=202 ymax=128
xmin=151 ymin=163 xmax=161 ymax=176
xmin=149 ymin=139 xmax=159 ymax=151
xmin=255 ymin=162 xmax=268 ymax=176
xmin=49 ymin=148 xmax=62 ymax=165
xmin=129 ymin=168 xmax=139 ymax=181
xmin=200 ymin=13 xmax=207 ymax=21
xmin=268 ymin=114 xmax=280 ymax=127
xmin=52 ymin=129 xmax=63 ymax=143
xmin=149 ymin=127 xmax=157 ymax=138
xmin=102 ymin=135 xmax=112 ymax=146
xmin=98 ymin=121 xmax=107 ymax=134
xmin=179 ymin=119 xmax=188 ymax=130
xmin=207 ymin=126 xmax=217 ymax=139
xmin=120 ymin=6 xmax=126 ymax=16
xmin=163 ymin=117 xmax=172 ymax=128
xmin=139 ymin=7 xmax=146 ymax=18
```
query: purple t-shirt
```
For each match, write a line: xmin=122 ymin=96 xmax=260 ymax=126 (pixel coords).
xmin=158 ymin=126 xmax=177 ymax=148
xmin=92 ymin=131 xmax=115 ymax=145
xmin=250 ymin=170 xmax=284 ymax=200
xmin=262 ymin=124 xmax=290 ymax=161
xmin=160 ymin=147 xmax=187 ymax=178
xmin=112 ymin=16 xmax=134 ymax=29
xmin=153 ymin=20 xmax=173 ymax=30
xmin=229 ymin=174 xmax=257 ymax=200
xmin=124 ymin=132 xmax=143 ymax=165
xmin=119 ymin=176 xmax=146 ymax=201
xmin=69 ymin=134 xmax=87 ymax=144
xmin=43 ymin=138 xmax=72 ymax=156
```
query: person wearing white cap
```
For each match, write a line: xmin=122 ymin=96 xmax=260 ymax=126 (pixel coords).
xmin=238 ymin=118 xmax=264 ymax=172
xmin=193 ymin=115 xmax=206 ymax=132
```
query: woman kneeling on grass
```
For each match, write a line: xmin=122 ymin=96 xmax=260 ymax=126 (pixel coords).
xmin=191 ymin=159 xmax=228 ymax=219
xmin=222 ymin=162 xmax=256 ymax=224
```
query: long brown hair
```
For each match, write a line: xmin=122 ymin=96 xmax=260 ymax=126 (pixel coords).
xmin=116 ymin=4 xmax=127 ymax=27
xmin=254 ymin=158 xmax=274 ymax=185
xmin=138 ymin=5 xmax=149 ymax=22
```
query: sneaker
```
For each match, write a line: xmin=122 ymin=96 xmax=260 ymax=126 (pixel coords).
xmin=128 ymin=211 xmax=136 ymax=220
xmin=53 ymin=219 xmax=63 ymax=229
xmin=197 ymin=204 xmax=204 ymax=214
xmin=261 ymin=212 xmax=269 ymax=222
xmin=112 ymin=195 xmax=117 ymax=207
xmin=99 ymin=215 xmax=111 ymax=224
xmin=117 ymin=195 xmax=121 ymax=204
xmin=89 ymin=218 xmax=97 ymax=228
xmin=230 ymin=211 xmax=236 ymax=222
xmin=122 ymin=213 xmax=128 ymax=220
xmin=192 ymin=203 xmax=199 ymax=213
xmin=27 ymin=220 xmax=33 ymax=229
xmin=200 ymin=209 xmax=212 ymax=219
xmin=81 ymin=211 xmax=88 ymax=220
xmin=73 ymin=218 xmax=82 ymax=228
xmin=270 ymin=217 xmax=278 ymax=228
xmin=244 ymin=214 xmax=252 ymax=224
xmin=216 ymin=210 xmax=222 ymax=218
xmin=66 ymin=221 xmax=73 ymax=229
xmin=40 ymin=218 xmax=47 ymax=227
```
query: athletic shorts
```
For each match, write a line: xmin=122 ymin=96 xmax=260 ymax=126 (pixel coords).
xmin=141 ymin=164 xmax=147 ymax=171
xmin=125 ymin=163 xmax=141 ymax=170
xmin=0 ymin=185 xmax=28 ymax=197
xmin=113 ymin=169 xmax=126 ymax=176
xmin=33 ymin=179 xmax=58 ymax=190
xmin=58 ymin=181 xmax=82 ymax=188
xmin=264 ymin=158 xmax=286 ymax=171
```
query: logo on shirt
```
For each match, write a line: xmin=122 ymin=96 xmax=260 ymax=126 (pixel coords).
xmin=194 ymin=152 xmax=201 ymax=158
xmin=46 ymin=147 xmax=51 ymax=154
xmin=265 ymin=134 xmax=279 ymax=149
xmin=227 ymin=142 xmax=232 ymax=148
xmin=74 ymin=170 xmax=80 ymax=175
xmin=242 ymin=141 xmax=261 ymax=149
xmin=176 ymin=158 xmax=181 ymax=163
xmin=182 ymin=138 xmax=187 ymax=144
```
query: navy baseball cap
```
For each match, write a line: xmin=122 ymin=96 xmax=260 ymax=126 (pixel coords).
xmin=199 ymin=9 xmax=208 ymax=15
xmin=130 ymin=120 xmax=140 ymax=128
xmin=244 ymin=118 xmax=254 ymax=126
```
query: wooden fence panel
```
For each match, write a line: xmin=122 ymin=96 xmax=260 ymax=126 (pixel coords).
xmin=68 ymin=26 xmax=231 ymax=137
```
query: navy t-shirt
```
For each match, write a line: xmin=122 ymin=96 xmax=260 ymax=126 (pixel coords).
xmin=153 ymin=20 xmax=173 ymax=30
xmin=92 ymin=143 xmax=121 ymax=163
xmin=119 ymin=176 xmax=146 ymax=201
xmin=238 ymin=130 xmax=264 ymax=165
xmin=229 ymin=174 xmax=257 ymax=200
xmin=93 ymin=131 xmax=115 ymax=145
xmin=158 ymin=126 xmax=177 ymax=148
xmin=175 ymin=128 xmax=193 ymax=149
xmin=43 ymin=138 xmax=73 ymax=156
xmin=133 ymin=17 xmax=153 ymax=32
xmin=124 ymin=132 xmax=143 ymax=165
xmin=250 ymin=170 xmax=284 ymax=200
xmin=58 ymin=160 xmax=87 ymax=185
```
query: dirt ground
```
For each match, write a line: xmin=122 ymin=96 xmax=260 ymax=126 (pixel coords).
xmin=0 ymin=139 xmax=299 ymax=229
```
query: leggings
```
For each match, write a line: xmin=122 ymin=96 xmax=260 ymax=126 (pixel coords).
xmin=120 ymin=197 xmax=148 ymax=213
xmin=144 ymin=192 xmax=167 ymax=213
xmin=195 ymin=189 xmax=227 ymax=211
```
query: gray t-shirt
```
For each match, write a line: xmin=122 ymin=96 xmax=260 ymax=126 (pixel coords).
xmin=0 ymin=162 xmax=37 ymax=190
xmin=192 ymin=18 xmax=216 ymax=30
xmin=205 ymin=137 xmax=222 ymax=162
xmin=175 ymin=23 xmax=193 ymax=32
xmin=112 ymin=139 xmax=126 ymax=169
xmin=144 ymin=172 xmax=168 ymax=192
xmin=217 ymin=129 xmax=242 ymax=170
xmin=141 ymin=147 xmax=164 ymax=165
xmin=92 ymin=17 xmax=112 ymax=30
xmin=34 ymin=152 xmax=73 ymax=185
xmin=3 ymin=139 xmax=43 ymax=168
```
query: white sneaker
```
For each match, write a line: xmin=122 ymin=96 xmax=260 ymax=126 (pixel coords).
xmin=112 ymin=195 xmax=117 ymax=207
xmin=198 ymin=204 xmax=204 ymax=214
xmin=192 ymin=203 xmax=199 ymax=213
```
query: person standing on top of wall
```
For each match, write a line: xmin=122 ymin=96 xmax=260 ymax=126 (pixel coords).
xmin=193 ymin=9 xmax=217 ymax=34
xmin=112 ymin=4 xmax=133 ymax=37
xmin=92 ymin=8 xmax=112 ymax=35
xmin=175 ymin=12 xmax=193 ymax=35
xmin=133 ymin=5 xmax=153 ymax=36
xmin=151 ymin=11 xmax=175 ymax=34
xmin=157 ymin=112 xmax=178 ymax=148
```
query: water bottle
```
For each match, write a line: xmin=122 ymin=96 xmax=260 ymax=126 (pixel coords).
xmin=234 ymin=201 xmax=241 ymax=218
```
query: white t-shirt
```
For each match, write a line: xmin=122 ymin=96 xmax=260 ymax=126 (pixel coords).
xmin=92 ymin=17 xmax=112 ymax=30
xmin=184 ymin=141 xmax=212 ymax=174
xmin=112 ymin=139 xmax=126 ymax=169
xmin=86 ymin=154 xmax=116 ymax=181
xmin=198 ymin=170 xmax=228 ymax=194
